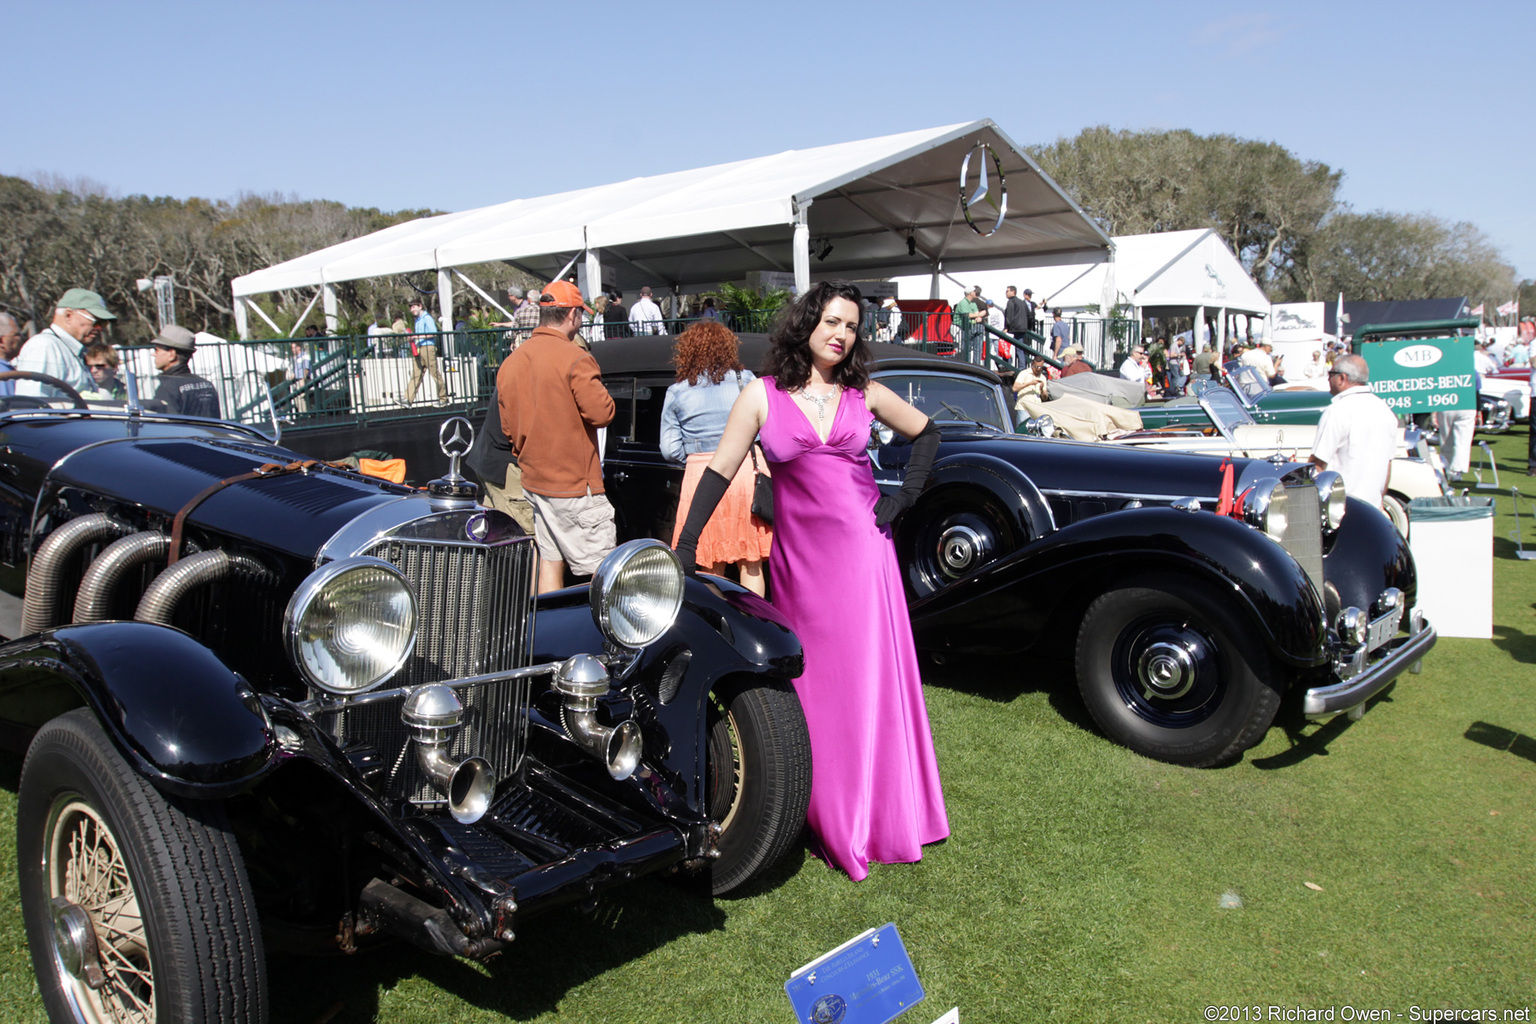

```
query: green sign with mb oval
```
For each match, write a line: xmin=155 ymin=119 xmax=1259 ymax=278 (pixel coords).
xmin=1357 ymin=335 xmax=1476 ymax=415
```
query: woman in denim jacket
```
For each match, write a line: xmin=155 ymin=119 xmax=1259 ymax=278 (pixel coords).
xmin=661 ymin=322 xmax=772 ymax=595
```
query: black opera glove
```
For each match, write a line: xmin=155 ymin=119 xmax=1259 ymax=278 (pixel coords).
xmin=674 ymin=467 xmax=731 ymax=575
xmin=874 ymin=417 xmax=941 ymax=527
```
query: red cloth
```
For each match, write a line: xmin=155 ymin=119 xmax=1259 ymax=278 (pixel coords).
xmin=898 ymin=300 xmax=952 ymax=344
xmin=1215 ymin=459 xmax=1235 ymax=516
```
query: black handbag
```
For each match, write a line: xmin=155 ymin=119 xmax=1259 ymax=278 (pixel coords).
xmin=735 ymin=370 xmax=773 ymax=524
xmin=749 ymin=444 xmax=773 ymax=524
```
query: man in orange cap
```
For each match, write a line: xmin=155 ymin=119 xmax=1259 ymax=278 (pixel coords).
xmin=496 ymin=281 xmax=616 ymax=592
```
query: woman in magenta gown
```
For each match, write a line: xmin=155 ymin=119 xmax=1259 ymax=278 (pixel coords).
xmin=674 ymin=282 xmax=949 ymax=881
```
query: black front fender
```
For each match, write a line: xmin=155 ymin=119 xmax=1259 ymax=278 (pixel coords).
xmin=1323 ymin=497 xmax=1418 ymax=617
xmin=0 ymin=621 xmax=276 ymax=797
xmin=529 ymin=577 xmax=803 ymax=820
xmin=910 ymin=506 xmax=1327 ymax=667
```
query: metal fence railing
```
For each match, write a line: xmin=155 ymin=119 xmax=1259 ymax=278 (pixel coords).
xmin=115 ymin=308 xmax=1137 ymax=432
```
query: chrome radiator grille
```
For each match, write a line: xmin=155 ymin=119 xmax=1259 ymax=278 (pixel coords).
xmin=331 ymin=535 xmax=538 ymax=806
xmin=1280 ymin=482 xmax=1324 ymax=599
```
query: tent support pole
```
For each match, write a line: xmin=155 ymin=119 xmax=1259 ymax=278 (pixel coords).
xmin=1194 ymin=305 xmax=1205 ymax=352
xmin=579 ymin=249 xmax=601 ymax=303
xmin=1218 ymin=306 xmax=1227 ymax=355
xmin=793 ymin=203 xmax=810 ymax=296
xmin=244 ymin=298 xmax=282 ymax=336
xmin=437 ymin=269 xmax=453 ymax=331
xmin=323 ymin=284 xmax=339 ymax=335
xmin=289 ymin=290 xmax=322 ymax=337
xmin=453 ymin=270 xmax=512 ymax=320
xmin=233 ymin=297 xmax=250 ymax=340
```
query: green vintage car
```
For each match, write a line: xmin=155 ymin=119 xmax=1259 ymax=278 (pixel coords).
xmin=1053 ymin=364 xmax=1330 ymax=430
xmin=1146 ymin=364 xmax=1330 ymax=429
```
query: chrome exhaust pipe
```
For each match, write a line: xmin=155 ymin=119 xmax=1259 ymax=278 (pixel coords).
xmin=552 ymin=654 xmax=643 ymax=781
xmin=400 ymin=685 xmax=494 ymax=824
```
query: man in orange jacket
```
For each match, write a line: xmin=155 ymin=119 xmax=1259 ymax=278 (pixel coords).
xmin=497 ymin=281 xmax=617 ymax=593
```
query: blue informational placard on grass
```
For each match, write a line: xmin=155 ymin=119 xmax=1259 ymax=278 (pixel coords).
xmin=784 ymin=923 xmax=925 ymax=1024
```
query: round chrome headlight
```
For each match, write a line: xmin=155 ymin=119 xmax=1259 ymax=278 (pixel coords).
xmin=284 ymin=557 xmax=417 ymax=695
xmin=1243 ymin=478 xmax=1289 ymax=542
xmin=1314 ymin=470 xmax=1347 ymax=531
xmin=590 ymin=539 xmax=684 ymax=649
xmin=1023 ymin=414 xmax=1054 ymax=437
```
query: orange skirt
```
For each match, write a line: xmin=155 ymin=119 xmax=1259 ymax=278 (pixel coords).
xmin=671 ymin=452 xmax=773 ymax=564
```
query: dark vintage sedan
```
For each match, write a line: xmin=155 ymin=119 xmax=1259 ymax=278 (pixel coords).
xmin=0 ymin=374 xmax=810 ymax=1024
xmin=595 ymin=336 xmax=1436 ymax=769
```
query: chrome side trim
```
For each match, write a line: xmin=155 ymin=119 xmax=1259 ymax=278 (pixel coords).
xmin=1041 ymin=488 xmax=1221 ymax=504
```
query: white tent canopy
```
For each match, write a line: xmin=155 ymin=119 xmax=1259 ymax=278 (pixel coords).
xmin=231 ymin=120 xmax=1112 ymax=338
xmin=893 ymin=228 xmax=1269 ymax=319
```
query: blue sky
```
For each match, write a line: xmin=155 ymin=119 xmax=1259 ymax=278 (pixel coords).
xmin=9 ymin=0 xmax=1534 ymax=283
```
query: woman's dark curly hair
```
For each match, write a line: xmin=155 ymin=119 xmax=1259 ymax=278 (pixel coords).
xmin=671 ymin=320 xmax=743 ymax=384
xmin=764 ymin=281 xmax=870 ymax=391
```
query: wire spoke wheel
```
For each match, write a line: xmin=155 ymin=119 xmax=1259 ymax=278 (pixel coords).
xmin=47 ymin=796 xmax=155 ymax=1023
xmin=706 ymin=694 xmax=746 ymax=836
xmin=701 ymin=680 xmax=811 ymax=896
xmin=19 ymin=709 xmax=268 ymax=1024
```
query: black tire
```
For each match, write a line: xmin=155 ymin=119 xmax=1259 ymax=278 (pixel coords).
xmin=705 ymin=678 xmax=811 ymax=896
xmin=898 ymin=488 xmax=1020 ymax=599
xmin=1075 ymin=583 xmax=1280 ymax=767
xmin=1383 ymin=494 xmax=1410 ymax=540
xmin=18 ymin=708 xmax=267 ymax=1024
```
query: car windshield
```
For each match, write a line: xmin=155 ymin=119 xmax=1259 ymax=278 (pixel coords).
xmin=874 ymin=371 xmax=1009 ymax=431
xmin=1200 ymin=387 xmax=1257 ymax=439
xmin=1226 ymin=364 xmax=1272 ymax=407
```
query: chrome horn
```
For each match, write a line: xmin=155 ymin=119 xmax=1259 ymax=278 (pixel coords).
xmin=400 ymin=685 xmax=495 ymax=824
xmin=552 ymin=654 xmax=643 ymax=781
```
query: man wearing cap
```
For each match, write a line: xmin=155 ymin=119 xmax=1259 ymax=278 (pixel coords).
xmin=16 ymin=288 xmax=114 ymax=399
xmin=497 ymin=281 xmax=616 ymax=593
xmin=1060 ymin=346 xmax=1093 ymax=377
xmin=150 ymin=325 xmax=221 ymax=417
xmin=404 ymin=299 xmax=450 ymax=405
xmin=629 ymin=286 xmax=666 ymax=336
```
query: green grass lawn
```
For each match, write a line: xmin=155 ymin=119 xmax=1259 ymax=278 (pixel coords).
xmin=3 ymin=435 xmax=1534 ymax=1023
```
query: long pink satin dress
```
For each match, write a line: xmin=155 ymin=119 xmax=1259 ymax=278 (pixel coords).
xmin=758 ymin=377 xmax=949 ymax=881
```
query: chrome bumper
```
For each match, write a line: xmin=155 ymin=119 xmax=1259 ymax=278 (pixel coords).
xmin=1303 ymin=610 xmax=1436 ymax=719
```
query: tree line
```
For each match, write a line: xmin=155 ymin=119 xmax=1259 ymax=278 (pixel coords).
xmin=1027 ymin=126 xmax=1520 ymax=309
xmin=0 ymin=174 xmax=467 ymax=344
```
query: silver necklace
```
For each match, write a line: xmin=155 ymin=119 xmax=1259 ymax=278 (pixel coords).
xmin=794 ymin=383 xmax=841 ymax=422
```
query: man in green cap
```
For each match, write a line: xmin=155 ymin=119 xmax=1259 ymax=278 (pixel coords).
xmin=16 ymin=288 xmax=115 ymax=399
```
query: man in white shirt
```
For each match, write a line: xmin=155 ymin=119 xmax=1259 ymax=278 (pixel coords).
xmin=1118 ymin=346 xmax=1149 ymax=384
xmin=17 ymin=288 xmax=114 ymax=398
xmin=1310 ymin=354 xmax=1399 ymax=511
xmin=628 ymin=286 xmax=666 ymax=336
xmin=1473 ymin=340 xmax=1499 ymax=378
xmin=1240 ymin=341 xmax=1276 ymax=380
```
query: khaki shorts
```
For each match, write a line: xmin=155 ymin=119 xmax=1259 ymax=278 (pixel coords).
xmin=526 ymin=490 xmax=617 ymax=576
xmin=479 ymin=462 xmax=536 ymax=535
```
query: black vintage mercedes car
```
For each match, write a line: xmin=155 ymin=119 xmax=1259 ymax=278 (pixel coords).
xmin=0 ymin=374 xmax=810 ymax=1024
xmin=595 ymin=336 xmax=1436 ymax=769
